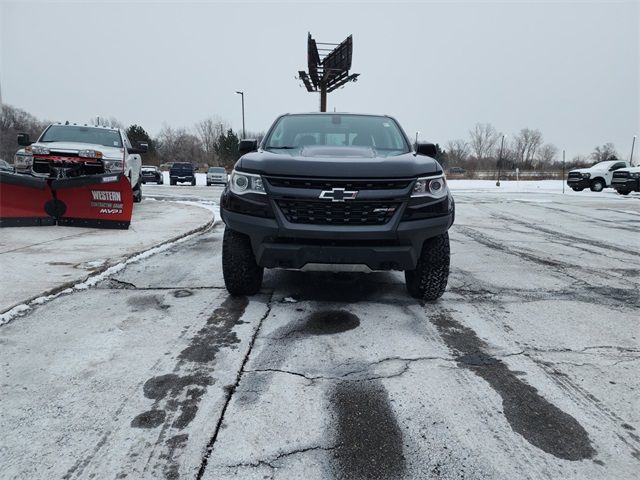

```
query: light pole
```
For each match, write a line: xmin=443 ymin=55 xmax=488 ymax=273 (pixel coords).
xmin=415 ymin=131 xmax=420 ymax=148
xmin=235 ymin=91 xmax=245 ymax=138
xmin=496 ymin=134 xmax=506 ymax=187
xmin=631 ymin=135 xmax=637 ymax=166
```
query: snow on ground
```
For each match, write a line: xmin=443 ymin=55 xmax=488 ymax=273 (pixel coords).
xmin=0 ymin=200 xmax=214 ymax=322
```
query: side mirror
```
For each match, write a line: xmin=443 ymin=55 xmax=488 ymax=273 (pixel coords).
xmin=18 ymin=133 xmax=31 ymax=146
xmin=239 ymin=139 xmax=258 ymax=156
xmin=416 ymin=142 xmax=437 ymax=158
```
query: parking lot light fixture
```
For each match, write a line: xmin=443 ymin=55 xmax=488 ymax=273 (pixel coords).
xmin=235 ymin=91 xmax=246 ymax=139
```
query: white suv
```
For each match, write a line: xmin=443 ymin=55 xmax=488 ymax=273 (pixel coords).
xmin=19 ymin=123 xmax=146 ymax=202
xmin=206 ymin=166 xmax=228 ymax=186
xmin=566 ymin=160 xmax=630 ymax=192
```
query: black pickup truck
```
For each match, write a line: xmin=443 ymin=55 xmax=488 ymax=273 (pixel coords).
xmin=169 ymin=162 xmax=196 ymax=185
xmin=220 ymin=113 xmax=455 ymax=300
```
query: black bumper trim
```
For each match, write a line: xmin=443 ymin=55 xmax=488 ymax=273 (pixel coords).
xmin=221 ymin=208 xmax=453 ymax=270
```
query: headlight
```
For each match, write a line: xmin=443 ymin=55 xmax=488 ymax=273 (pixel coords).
xmin=229 ymin=170 xmax=265 ymax=195
xmin=14 ymin=153 xmax=33 ymax=166
xmin=630 ymin=172 xmax=640 ymax=178
xmin=103 ymin=159 xmax=123 ymax=172
xmin=581 ymin=173 xmax=591 ymax=178
xmin=78 ymin=149 xmax=103 ymax=159
xmin=31 ymin=145 xmax=50 ymax=155
xmin=412 ymin=175 xmax=448 ymax=198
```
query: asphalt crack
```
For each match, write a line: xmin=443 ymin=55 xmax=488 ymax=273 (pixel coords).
xmin=195 ymin=291 xmax=275 ymax=480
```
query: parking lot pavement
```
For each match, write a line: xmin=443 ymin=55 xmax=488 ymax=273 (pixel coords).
xmin=0 ymin=186 xmax=638 ymax=479
xmin=0 ymin=200 xmax=214 ymax=317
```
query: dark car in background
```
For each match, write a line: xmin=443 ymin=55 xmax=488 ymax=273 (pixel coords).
xmin=169 ymin=162 xmax=196 ymax=186
xmin=141 ymin=165 xmax=164 ymax=184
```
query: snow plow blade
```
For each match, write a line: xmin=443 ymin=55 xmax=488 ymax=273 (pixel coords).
xmin=0 ymin=171 xmax=56 ymax=227
xmin=51 ymin=173 xmax=133 ymax=229
xmin=0 ymin=172 xmax=133 ymax=229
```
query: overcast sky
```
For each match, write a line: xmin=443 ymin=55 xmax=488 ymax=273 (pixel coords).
xmin=1 ymin=0 xmax=638 ymax=158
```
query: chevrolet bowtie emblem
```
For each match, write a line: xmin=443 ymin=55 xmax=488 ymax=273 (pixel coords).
xmin=319 ymin=187 xmax=358 ymax=202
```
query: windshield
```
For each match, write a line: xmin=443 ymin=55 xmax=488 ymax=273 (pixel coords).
xmin=39 ymin=125 xmax=123 ymax=148
xmin=264 ymin=114 xmax=410 ymax=153
xmin=209 ymin=167 xmax=225 ymax=173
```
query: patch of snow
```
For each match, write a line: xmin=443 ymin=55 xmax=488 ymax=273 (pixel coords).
xmin=0 ymin=220 xmax=215 ymax=326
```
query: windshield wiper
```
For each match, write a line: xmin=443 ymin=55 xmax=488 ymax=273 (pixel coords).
xmin=266 ymin=145 xmax=299 ymax=149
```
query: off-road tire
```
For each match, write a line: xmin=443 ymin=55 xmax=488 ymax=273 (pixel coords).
xmin=590 ymin=179 xmax=605 ymax=192
xmin=617 ymin=190 xmax=630 ymax=196
xmin=405 ymin=232 xmax=450 ymax=301
xmin=170 ymin=178 xmax=176 ymax=186
xmin=191 ymin=179 xmax=196 ymax=186
xmin=572 ymin=187 xmax=583 ymax=192
xmin=222 ymin=227 xmax=263 ymax=295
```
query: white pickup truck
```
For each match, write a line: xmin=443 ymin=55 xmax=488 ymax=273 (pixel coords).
xmin=566 ymin=160 xmax=631 ymax=192
xmin=611 ymin=166 xmax=640 ymax=195
xmin=19 ymin=123 xmax=146 ymax=202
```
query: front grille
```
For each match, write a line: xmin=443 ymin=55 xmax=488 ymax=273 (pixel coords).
xmin=568 ymin=172 xmax=583 ymax=179
xmin=277 ymin=200 xmax=400 ymax=225
xmin=50 ymin=151 xmax=79 ymax=158
xmin=32 ymin=158 xmax=104 ymax=176
xmin=266 ymin=177 xmax=412 ymax=190
xmin=613 ymin=171 xmax=629 ymax=179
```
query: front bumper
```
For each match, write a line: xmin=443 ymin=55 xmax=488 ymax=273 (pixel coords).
xmin=567 ymin=178 xmax=591 ymax=189
xmin=611 ymin=179 xmax=640 ymax=192
xmin=221 ymin=193 xmax=454 ymax=270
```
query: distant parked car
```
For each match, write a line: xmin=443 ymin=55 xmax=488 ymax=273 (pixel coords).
xmin=0 ymin=159 xmax=14 ymax=172
xmin=169 ymin=162 xmax=196 ymax=185
xmin=611 ymin=167 xmax=640 ymax=195
xmin=567 ymin=160 xmax=630 ymax=192
xmin=206 ymin=166 xmax=228 ymax=186
xmin=14 ymin=148 xmax=32 ymax=173
xmin=141 ymin=165 xmax=164 ymax=184
xmin=448 ymin=166 xmax=466 ymax=174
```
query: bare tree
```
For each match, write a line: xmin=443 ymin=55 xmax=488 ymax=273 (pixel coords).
xmin=512 ymin=128 xmax=543 ymax=168
xmin=195 ymin=117 xmax=229 ymax=166
xmin=537 ymin=143 xmax=558 ymax=167
xmin=468 ymin=123 xmax=499 ymax=160
xmin=156 ymin=125 xmax=205 ymax=165
xmin=591 ymin=143 xmax=618 ymax=162
xmin=0 ymin=104 xmax=48 ymax=161
xmin=445 ymin=139 xmax=470 ymax=165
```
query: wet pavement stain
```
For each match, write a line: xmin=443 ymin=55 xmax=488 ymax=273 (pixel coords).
xmin=163 ymin=433 xmax=189 ymax=480
xmin=126 ymin=294 xmax=170 ymax=312
xmin=178 ymin=296 xmax=248 ymax=363
xmin=331 ymin=380 xmax=406 ymax=480
xmin=173 ymin=289 xmax=193 ymax=298
xmin=143 ymin=373 xmax=211 ymax=401
xmin=430 ymin=310 xmax=596 ymax=461
xmin=131 ymin=409 xmax=166 ymax=428
xmin=303 ymin=310 xmax=360 ymax=335
xmin=237 ymin=309 xmax=362 ymax=405
xmin=128 ymin=295 xmax=249 ymax=475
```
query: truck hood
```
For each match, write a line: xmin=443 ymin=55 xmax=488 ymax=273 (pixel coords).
xmin=237 ymin=147 xmax=442 ymax=178
xmin=32 ymin=141 xmax=125 ymax=159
